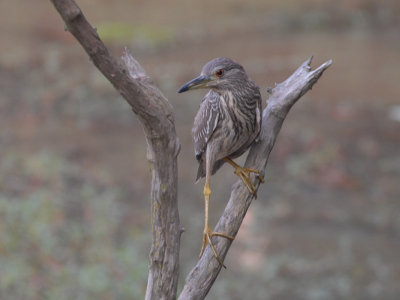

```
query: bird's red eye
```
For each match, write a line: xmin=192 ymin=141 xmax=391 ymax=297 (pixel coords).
xmin=215 ymin=69 xmax=224 ymax=77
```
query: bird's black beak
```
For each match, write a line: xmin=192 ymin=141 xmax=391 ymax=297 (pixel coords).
xmin=177 ymin=75 xmax=212 ymax=93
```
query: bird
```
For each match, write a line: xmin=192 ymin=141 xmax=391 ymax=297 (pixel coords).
xmin=178 ymin=57 xmax=264 ymax=267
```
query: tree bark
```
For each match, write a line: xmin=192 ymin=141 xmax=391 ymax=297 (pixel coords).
xmin=50 ymin=1 xmax=182 ymax=299
xmin=178 ymin=57 xmax=332 ymax=300
xmin=50 ymin=1 xmax=332 ymax=299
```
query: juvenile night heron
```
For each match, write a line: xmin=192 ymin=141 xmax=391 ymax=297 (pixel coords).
xmin=178 ymin=57 xmax=264 ymax=267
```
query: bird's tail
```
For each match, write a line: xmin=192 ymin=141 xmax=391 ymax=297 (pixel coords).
xmin=195 ymin=163 xmax=205 ymax=183
xmin=195 ymin=159 xmax=226 ymax=183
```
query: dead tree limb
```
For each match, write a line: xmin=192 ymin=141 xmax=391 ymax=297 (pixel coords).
xmin=178 ymin=57 xmax=332 ymax=300
xmin=49 ymin=1 xmax=182 ymax=299
xmin=50 ymin=1 xmax=332 ymax=299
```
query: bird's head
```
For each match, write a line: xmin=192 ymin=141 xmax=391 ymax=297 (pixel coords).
xmin=177 ymin=57 xmax=247 ymax=93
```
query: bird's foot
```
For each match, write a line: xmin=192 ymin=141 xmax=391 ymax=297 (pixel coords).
xmin=233 ymin=166 xmax=264 ymax=198
xmin=224 ymin=158 xmax=264 ymax=197
xmin=199 ymin=226 xmax=234 ymax=268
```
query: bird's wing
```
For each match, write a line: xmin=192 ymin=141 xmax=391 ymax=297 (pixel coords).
xmin=192 ymin=91 xmax=220 ymax=160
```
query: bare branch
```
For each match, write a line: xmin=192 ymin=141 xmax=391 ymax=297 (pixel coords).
xmin=179 ymin=57 xmax=332 ymax=300
xmin=50 ymin=1 xmax=332 ymax=298
xmin=49 ymin=1 xmax=182 ymax=299
xmin=121 ymin=47 xmax=148 ymax=81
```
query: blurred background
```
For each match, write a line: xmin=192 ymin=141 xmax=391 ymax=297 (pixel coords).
xmin=0 ymin=0 xmax=399 ymax=299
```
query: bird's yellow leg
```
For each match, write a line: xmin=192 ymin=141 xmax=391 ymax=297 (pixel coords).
xmin=224 ymin=158 xmax=264 ymax=197
xmin=199 ymin=178 xmax=234 ymax=268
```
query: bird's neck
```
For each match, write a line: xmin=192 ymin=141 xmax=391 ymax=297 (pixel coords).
xmin=215 ymin=85 xmax=253 ymax=101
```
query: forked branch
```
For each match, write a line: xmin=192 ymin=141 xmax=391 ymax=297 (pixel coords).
xmin=50 ymin=1 xmax=332 ymax=299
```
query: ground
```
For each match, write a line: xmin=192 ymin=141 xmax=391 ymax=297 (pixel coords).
xmin=0 ymin=1 xmax=399 ymax=299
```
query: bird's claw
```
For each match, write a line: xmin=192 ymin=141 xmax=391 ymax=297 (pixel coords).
xmin=199 ymin=227 xmax=234 ymax=268
xmin=234 ymin=167 xmax=264 ymax=198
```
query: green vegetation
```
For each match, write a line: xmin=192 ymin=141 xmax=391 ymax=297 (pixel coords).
xmin=97 ymin=22 xmax=175 ymax=47
xmin=0 ymin=152 xmax=148 ymax=300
